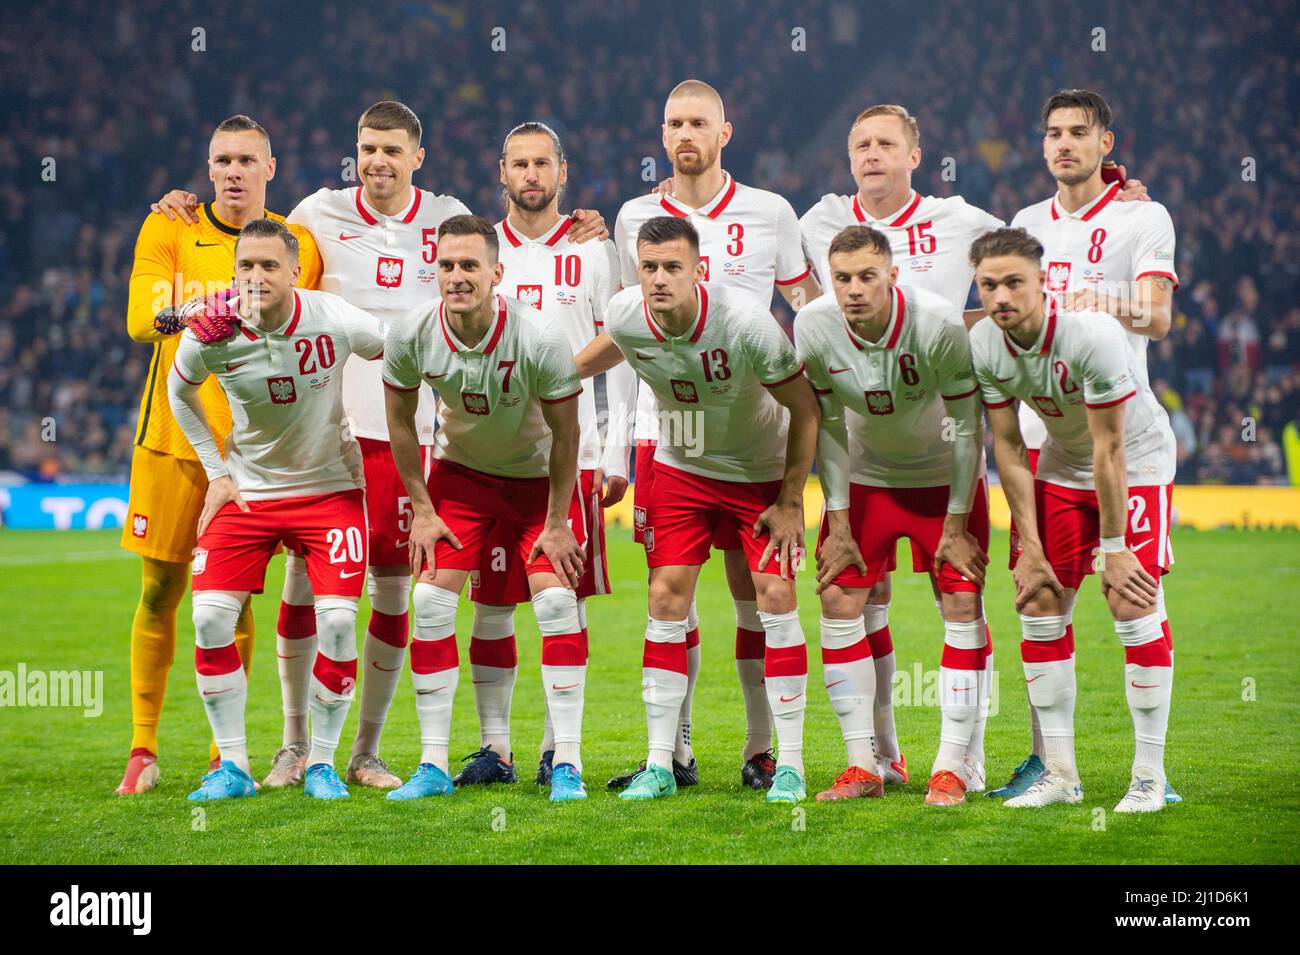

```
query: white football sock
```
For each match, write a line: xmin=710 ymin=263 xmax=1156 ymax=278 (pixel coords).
xmin=470 ymin=602 xmax=517 ymax=756
xmin=759 ymin=608 xmax=807 ymax=776
xmin=676 ymin=601 xmax=701 ymax=764
xmin=534 ymin=587 xmax=586 ymax=772
xmin=307 ymin=597 xmax=359 ymax=770
xmin=353 ymin=573 xmax=410 ymax=757
xmin=864 ymin=602 xmax=899 ymax=762
xmin=734 ymin=599 xmax=772 ymax=760
xmin=1116 ymin=612 xmax=1172 ymax=781
xmin=819 ymin=615 xmax=876 ymax=771
xmin=1020 ymin=614 xmax=1078 ymax=782
xmin=643 ymin=616 xmax=689 ymax=770
xmin=193 ymin=592 xmax=250 ymax=774
xmin=935 ymin=619 xmax=985 ymax=775
xmin=411 ymin=583 xmax=461 ymax=772
xmin=276 ymin=553 xmax=316 ymax=746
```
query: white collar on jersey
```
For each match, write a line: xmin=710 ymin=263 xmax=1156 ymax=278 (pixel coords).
xmin=852 ymin=190 xmax=923 ymax=228
xmin=354 ymin=186 xmax=423 ymax=226
xmin=1049 ymin=180 xmax=1121 ymax=222
xmin=843 ymin=286 xmax=906 ymax=351
xmin=500 ymin=214 xmax=573 ymax=248
xmin=657 ymin=171 xmax=738 ymax=220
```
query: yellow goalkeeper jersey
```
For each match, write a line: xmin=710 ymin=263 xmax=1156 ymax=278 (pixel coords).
xmin=128 ymin=202 xmax=322 ymax=460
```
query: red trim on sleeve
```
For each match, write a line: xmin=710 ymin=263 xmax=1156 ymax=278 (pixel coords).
xmin=354 ymin=187 xmax=378 ymax=226
xmin=775 ymin=264 xmax=812 ymax=286
xmin=172 ymin=363 xmax=203 ymax=386
xmin=1086 ymin=390 xmax=1136 ymax=409
xmin=813 ymin=386 xmax=833 ymax=395
xmin=401 ymin=188 xmax=423 ymax=224
xmin=367 ymin=349 xmax=384 ymax=361
xmin=983 ymin=397 xmax=1015 ymax=409
xmin=383 ymin=380 xmax=420 ymax=393
xmin=942 ymin=385 xmax=979 ymax=401
xmin=762 ymin=363 xmax=807 ymax=389
xmin=541 ymin=389 xmax=583 ymax=404
xmin=1136 ymin=270 xmax=1180 ymax=291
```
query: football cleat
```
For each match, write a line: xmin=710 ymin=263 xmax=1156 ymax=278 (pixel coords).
xmin=537 ymin=750 xmax=554 ymax=786
xmin=452 ymin=747 xmax=518 ymax=787
xmin=1003 ymin=771 xmax=1083 ymax=808
xmin=115 ymin=748 xmax=160 ymax=795
xmin=548 ymin=763 xmax=588 ymax=802
xmin=607 ymin=757 xmax=697 ymax=790
xmin=815 ymin=765 xmax=884 ymax=801
xmin=1165 ymin=781 xmax=1183 ymax=804
xmin=741 ymin=751 xmax=777 ymax=790
xmin=187 ymin=761 xmax=257 ymax=802
xmin=878 ymin=753 xmax=909 ymax=785
xmin=1114 ymin=770 xmax=1165 ymax=814
xmin=262 ymin=742 xmax=309 ymax=788
xmin=346 ymin=753 xmax=402 ymax=789
xmin=986 ymin=754 xmax=1047 ymax=799
xmin=386 ymin=763 xmax=455 ymax=800
xmin=925 ymin=770 xmax=968 ymax=806
xmin=765 ymin=766 xmax=807 ymax=804
xmin=619 ymin=764 xmax=677 ymax=800
xmin=962 ymin=756 xmax=986 ymax=793
xmin=303 ymin=763 xmax=350 ymax=800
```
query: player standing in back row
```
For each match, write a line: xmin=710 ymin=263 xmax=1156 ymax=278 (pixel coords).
xmin=605 ymin=80 xmax=822 ymax=791
xmin=994 ymin=89 xmax=1181 ymax=802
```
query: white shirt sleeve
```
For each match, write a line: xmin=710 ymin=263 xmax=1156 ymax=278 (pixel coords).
xmin=746 ymin=307 xmax=805 ymax=388
xmin=167 ymin=333 xmax=227 ymax=480
xmin=1132 ymin=204 xmax=1179 ymax=287
xmin=795 ymin=316 xmax=850 ymax=511
xmin=775 ymin=196 xmax=813 ymax=285
xmin=533 ymin=323 xmax=583 ymax=403
xmin=1081 ymin=317 xmax=1136 ymax=408
xmin=932 ymin=314 xmax=982 ymax=513
xmin=338 ymin=299 xmax=385 ymax=360
xmin=382 ymin=310 xmax=424 ymax=391
xmin=613 ymin=207 xmax=638 ymax=289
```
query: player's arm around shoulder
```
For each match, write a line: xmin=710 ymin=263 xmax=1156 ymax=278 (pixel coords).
xmin=127 ymin=211 xmax=185 ymax=343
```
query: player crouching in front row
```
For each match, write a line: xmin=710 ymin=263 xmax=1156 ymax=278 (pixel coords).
xmin=167 ymin=218 xmax=386 ymax=801
xmin=382 ymin=215 xmax=592 ymax=802
xmin=970 ymin=228 xmax=1176 ymax=813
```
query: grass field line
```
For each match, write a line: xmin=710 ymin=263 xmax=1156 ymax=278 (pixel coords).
xmin=0 ymin=547 xmax=134 ymax=566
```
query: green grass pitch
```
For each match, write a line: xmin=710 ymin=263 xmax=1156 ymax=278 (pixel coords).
xmin=0 ymin=527 xmax=1296 ymax=864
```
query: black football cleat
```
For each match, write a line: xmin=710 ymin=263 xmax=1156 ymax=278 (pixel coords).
xmin=536 ymin=749 xmax=554 ymax=786
xmin=452 ymin=746 xmax=518 ymax=786
xmin=607 ymin=757 xmax=698 ymax=790
xmin=741 ymin=750 xmax=777 ymax=790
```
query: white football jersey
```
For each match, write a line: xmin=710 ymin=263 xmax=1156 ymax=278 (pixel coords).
xmin=795 ymin=285 xmax=980 ymax=488
xmin=800 ymin=191 xmax=1004 ymax=308
xmin=172 ymin=289 xmax=384 ymax=499
xmin=1010 ymin=182 xmax=1179 ymax=448
xmin=603 ymin=283 xmax=805 ymax=483
xmin=383 ymin=294 xmax=581 ymax=479
xmin=614 ymin=172 xmax=811 ymax=441
xmin=970 ymin=300 xmax=1176 ymax=490
xmin=495 ymin=214 xmax=619 ymax=469
xmin=289 ymin=186 xmax=471 ymax=444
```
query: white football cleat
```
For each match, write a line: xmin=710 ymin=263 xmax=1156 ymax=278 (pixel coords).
xmin=1113 ymin=769 xmax=1165 ymax=814
xmin=1003 ymin=771 xmax=1083 ymax=807
xmin=962 ymin=756 xmax=986 ymax=793
xmin=877 ymin=753 xmax=909 ymax=785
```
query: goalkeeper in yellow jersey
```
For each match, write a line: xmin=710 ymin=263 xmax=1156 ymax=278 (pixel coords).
xmin=116 ymin=115 xmax=322 ymax=794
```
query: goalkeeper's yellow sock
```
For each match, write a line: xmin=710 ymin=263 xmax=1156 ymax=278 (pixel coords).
xmin=208 ymin=600 xmax=256 ymax=764
xmin=129 ymin=558 xmax=188 ymax=756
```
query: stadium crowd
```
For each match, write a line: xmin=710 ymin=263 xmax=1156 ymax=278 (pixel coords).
xmin=0 ymin=0 xmax=1295 ymax=484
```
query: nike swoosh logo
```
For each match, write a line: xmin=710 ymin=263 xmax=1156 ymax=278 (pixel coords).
xmin=339 ymin=233 xmax=364 ymax=241
xmin=779 ymin=693 xmax=803 ymax=703
xmin=472 ymin=679 xmax=499 ymax=685
xmin=339 ymin=570 xmax=363 ymax=579
xmin=424 ymin=373 xmax=449 ymax=380
xmin=372 ymin=662 xmax=401 ymax=672
xmin=1026 ymin=674 xmax=1045 ymax=683
xmin=996 ymin=375 xmax=1016 ymax=382
xmin=276 ymin=653 xmax=299 ymax=660
xmin=829 ymin=367 xmax=851 ymax=375
xmin=1130 ymin=682 xmax=1161 ymax=689
xmin=224 ymin=362 xmax=248 ymax=371
xmin=314 ymin=693 xmax=338 ymax=705
xmin=634 ymin=352 xmax=656 ymax=361
xmin=395 ymin=539 xmax=409 ymax=548
xmin=201 ymin=688 xmax=231 ymax=696
xmin=551 ymin=682 xmax=579 ymax=691
xmin=416 ymin=687 xmax=446 ymax=695
xmin=195 ymin=240 xmax=221 ymax=248
xmin=824 ymin=679 xmax=847 ymax=689
xmin=1130 ymin=539 xmax=1153 ymax=553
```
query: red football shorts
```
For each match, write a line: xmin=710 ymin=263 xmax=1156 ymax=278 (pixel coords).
xmin=1033 ymin=480 xmax=1174 ymax=590
xmin=633 ymin=440 xmax=740 ymax=551
xmin=359 ymin=436 xmax=432 ymax=567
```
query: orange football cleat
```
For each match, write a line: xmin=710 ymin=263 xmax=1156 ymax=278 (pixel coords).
xmin=816 ymin=765 xmax=885 ymax=801
xmin=115 ymin=748 xmax=160 ymax=795
xmin=925 ymin=769 xmax=968 ymax=806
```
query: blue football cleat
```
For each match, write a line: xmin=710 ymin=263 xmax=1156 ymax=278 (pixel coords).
xmin=304 ymin=763 xmax=350 ymax=799
xmin=1165 ymin=781 xmax=1183 ymax=804
xmin=549 ymin=763 xmax=588 ymax=802
xmin=187 ymin=760 xmax=257 ymax=801
xmin=986 ymin=754 xmax=1047 ymax=799
xmin=453 ymin=746 xmax=518 ymax=786
xmin=386 ymin=763 xmax=455 ymax=800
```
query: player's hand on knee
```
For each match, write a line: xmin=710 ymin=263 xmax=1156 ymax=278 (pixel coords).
xmin=179 ymin=288 xmax=239 ymax=344
xmin=151 ymin=189 xmax=200 ymax=224
xmin=198 ymin=476 xmax=247 ymax=537
xmin=1013 ymin=544 xmax=1064 ymax=611
xmin=568 ymin=209 xmax=609 ymax=243
xmin=935 ymin=528 xmax=989 ymax=589
xmin=409 ymin=509 xmax=461 ymax=578
xmin=814 ymin=527 xmax=866 ymax=594
xmin=754 ymin=500 xmax=804 ymax=581
xmin=530 ymin=521 xmax=585 ymax=590
xmin=1100 ymin=550 xmax=1158 ymax=608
